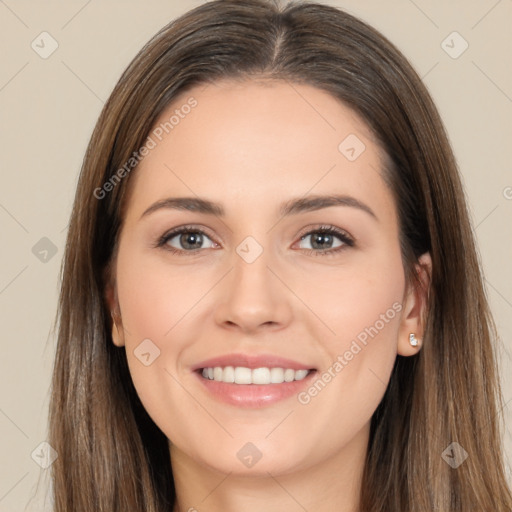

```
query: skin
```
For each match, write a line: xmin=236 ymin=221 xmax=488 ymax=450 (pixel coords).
xmin=106 ymin=79 xmax=431 ymax=512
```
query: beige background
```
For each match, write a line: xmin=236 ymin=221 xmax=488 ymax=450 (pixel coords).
xmin=0 ymin=0 xmax=511 ymax=510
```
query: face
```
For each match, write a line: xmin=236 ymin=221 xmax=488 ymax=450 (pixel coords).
xmin=107 ymin=79 xmax=428 ymax=477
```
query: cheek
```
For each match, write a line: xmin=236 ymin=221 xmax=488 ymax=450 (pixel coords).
xmin=116 ymin=244 xmax=214 ymax=344
xmin=116 ymin=266 xmax=196 ymax=445
xmin=289 ymin=247 xmax=405 ymax=352
xmin=299 ymin=250 xmax=405 ymax=408
xmin=296 ymin=254 xmax=405 ymax=426
xmin=114 ymin=247 xmax=220 ymax=434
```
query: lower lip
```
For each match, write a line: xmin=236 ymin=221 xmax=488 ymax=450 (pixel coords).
xmin=194 ymin=370 xmax=317 ymax=408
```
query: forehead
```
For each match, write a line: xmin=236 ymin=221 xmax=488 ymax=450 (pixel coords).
xmin=123 ymin=78 xmax=394 ymax=222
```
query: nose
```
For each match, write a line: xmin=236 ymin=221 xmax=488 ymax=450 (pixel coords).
xmin=213 ymin=245 xmax=293 ymax=334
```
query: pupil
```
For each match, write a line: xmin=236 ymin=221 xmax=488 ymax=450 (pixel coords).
xmin=312 ymin=233 xmax=332 ymax=249
xmin=181 ymin=232 xmax=202 ymax=250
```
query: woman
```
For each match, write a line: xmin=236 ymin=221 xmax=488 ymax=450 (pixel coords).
xmin=48 ymin=0 xmax=512 ymax=510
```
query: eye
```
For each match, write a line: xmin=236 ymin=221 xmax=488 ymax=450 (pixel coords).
xmin=295 ymin=225 xmax=354 ymax=256
xmin=156 ymin=226 xmax=217 ymax=255
xmin=155 ymin=224 xmax=354 ymax=257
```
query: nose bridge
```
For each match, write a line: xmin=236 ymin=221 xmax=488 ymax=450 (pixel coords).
xmin=214 ymin=235 xmax=291 ymax=331
xmin=232 ymin=240 xmax=272 ymax=294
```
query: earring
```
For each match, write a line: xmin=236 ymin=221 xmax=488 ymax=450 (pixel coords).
xmin=409 ymin=333 xmax=420 ymax=347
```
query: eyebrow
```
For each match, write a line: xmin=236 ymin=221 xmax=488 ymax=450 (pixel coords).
xmin=140 ymin=194 xmax=378 ymax=221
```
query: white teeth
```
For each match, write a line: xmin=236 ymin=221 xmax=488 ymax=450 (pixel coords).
xmin=252 ymin=367 xmax=270 ymax=385
xmin=270 ymin=367 xmax=284 ymax=383
xmin=213 ymin=367 xmax=223 ymax=381
xmin=223 ymin=366 xmax=235 ymax=383
xmin=294 ymin=369 xmax=309 ymax=380
xmin=201 ymin=366 xmax=312 ymax=384
xmin=234 ymin=366 xmax=252 ymax=384
xmin=284 ymin=368 xmax=295 ymax=382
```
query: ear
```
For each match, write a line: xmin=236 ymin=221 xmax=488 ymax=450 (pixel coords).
xmin=397 ymin=252 xmax=432 ymax=356
xmin=104 ymin=276 xmax=125 ymax=348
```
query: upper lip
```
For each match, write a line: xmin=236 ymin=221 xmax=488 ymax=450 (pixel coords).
xmin=191 ymin=353 xmax=316 ymax=371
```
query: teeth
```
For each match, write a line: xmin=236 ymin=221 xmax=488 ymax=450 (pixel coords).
xmin=201 ymin=366 xmax=311 ymax=384
xmin=284 ymin=368 xmax=295 ymax=382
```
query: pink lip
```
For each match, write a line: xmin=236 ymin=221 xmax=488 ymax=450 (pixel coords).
xmin=190 ymin=353 xmax=317 ymax=408
xmin=191 ymin=353 xmax=315 ymax=371
xmin=193 ymin=370 xmax=317 ymax=408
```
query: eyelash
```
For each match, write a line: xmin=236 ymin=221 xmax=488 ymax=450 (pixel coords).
xmin=155 ymin=224 xmax=355 ymax=257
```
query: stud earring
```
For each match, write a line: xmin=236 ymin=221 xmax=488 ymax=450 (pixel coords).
xmin=409 ymin=333 xmax=420 ymax=347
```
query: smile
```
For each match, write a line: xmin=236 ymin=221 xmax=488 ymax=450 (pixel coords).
xmin=200 ymin=366 xmax=311 ymax=384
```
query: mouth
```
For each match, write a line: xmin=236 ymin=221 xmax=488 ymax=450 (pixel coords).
xmin=192 ymin=362 xmax=318 ymax=408
xmin=197 ymin=366 xmax=314 ymax=385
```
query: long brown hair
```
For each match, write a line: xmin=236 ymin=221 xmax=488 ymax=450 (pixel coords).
xmin=48 ymin=0 xmax=512 ymax=510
